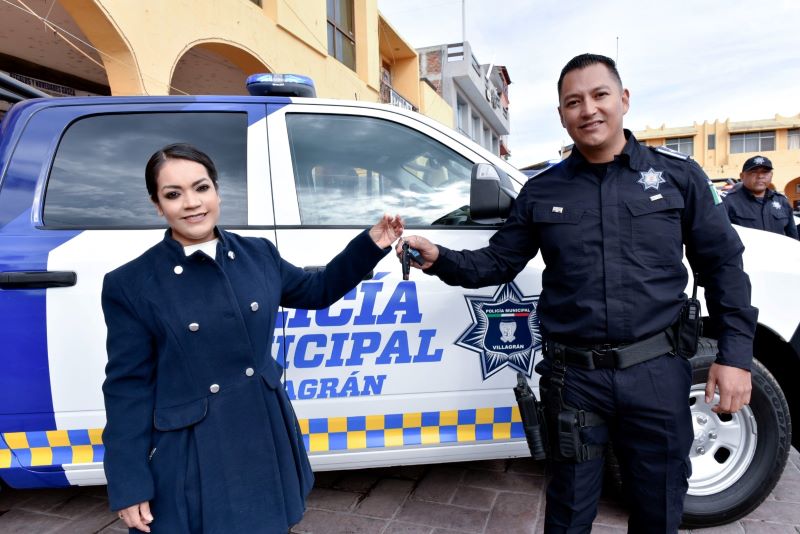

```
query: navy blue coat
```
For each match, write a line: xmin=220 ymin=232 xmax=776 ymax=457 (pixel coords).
xmin=101 ymin=228 xmax=387 ymax=533
xmin=724 ymin=186 xmax=798 ymax=239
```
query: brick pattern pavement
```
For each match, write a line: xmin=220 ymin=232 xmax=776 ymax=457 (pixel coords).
xmin=1 ymin=449 xmax=799 ymax=533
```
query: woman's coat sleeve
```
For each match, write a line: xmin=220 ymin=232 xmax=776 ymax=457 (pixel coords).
xmin=277 ymin=229 xmax=388 ymax=309
xmin=101 ymin=272 xmax=157 ymax=511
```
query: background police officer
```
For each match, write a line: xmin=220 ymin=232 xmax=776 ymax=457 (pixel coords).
xmin=724 ymin=155 xmax=799 ymax=239
xmin=399 ymin=53 xmax=757 ymax=533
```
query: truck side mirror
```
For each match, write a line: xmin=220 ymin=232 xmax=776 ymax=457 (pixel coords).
xmin=469 ymin=163 xmax=517 ymax=224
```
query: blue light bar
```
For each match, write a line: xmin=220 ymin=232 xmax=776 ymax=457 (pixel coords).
xmin=246 ymin=73 xmax=316 ymax=97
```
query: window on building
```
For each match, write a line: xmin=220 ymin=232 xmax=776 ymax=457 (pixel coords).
xmin=456 ymin=96 xmax=468 ymax=136
xmin=789 ymin=129 xmax=800 ymax=150
xmin=286 ymin=113 xmax=474 ymax=226
xmin=483 ymin=126 xmax=491 ymax=149
xmin=730 ymin=131 xmax=776 ymax=153
xmin=327 ymin=0 xmax=355 ymax=71
xmin=665 ymin=136 xmax=694 ymax=157
xmin=707 ymin=134 xmax=715 ymax=150
xmin=471 ymin=115 xmax=481 ymax=142
xmin=44 ymin=113 xmax=248 ymax=227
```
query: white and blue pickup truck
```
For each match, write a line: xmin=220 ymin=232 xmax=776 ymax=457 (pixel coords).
xmin=1 ymin=74 xmax=799 ymax=528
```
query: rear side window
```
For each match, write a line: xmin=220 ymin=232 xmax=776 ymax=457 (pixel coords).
xmin=286 ymin=113 xmax=474 ymax=226
xmin=44 ymin=112 xmax=247 ymax=227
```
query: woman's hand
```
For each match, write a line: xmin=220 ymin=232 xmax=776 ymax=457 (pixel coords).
xmin=394 ymin=235 xmax=439 ymax=270
xmin=369 ymin=214 xmax=405 ymax=249
xmin=118 ymin=501 xmax=153 ymax=532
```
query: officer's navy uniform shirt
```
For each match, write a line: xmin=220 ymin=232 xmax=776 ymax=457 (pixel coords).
xmin=428 ymin=131 xmax=757 ymax=369
xmin=724 ymin=185 xmax=799 ymax=240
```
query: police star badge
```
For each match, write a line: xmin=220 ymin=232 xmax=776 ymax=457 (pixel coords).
xmin=772 ymin=200 xmax=782 ymax=210
xmin=456 ymin=282 xmax=541 ymax=380
xmin=637 ymin=168 xmax=666 ymax=191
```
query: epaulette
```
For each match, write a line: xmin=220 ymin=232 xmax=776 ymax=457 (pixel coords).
xmin=525 ymin=161 xmax=560 ymax=181
xmin=650 ymin=145 xmax=691 ymax=161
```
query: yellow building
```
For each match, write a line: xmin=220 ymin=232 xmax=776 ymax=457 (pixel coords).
xmin=636 ymin=114 xmax=800 ymax=208
xmin=0 ymin=0 xmax=452 ymax=126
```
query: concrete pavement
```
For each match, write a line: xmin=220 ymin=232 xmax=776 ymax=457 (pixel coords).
xmin=1 ymin=449 xmax=799 ymax=533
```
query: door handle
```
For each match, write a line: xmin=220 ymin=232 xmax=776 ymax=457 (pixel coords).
xmin=0 ymin=271 xmax=77 ymax=289
xmin=303 ymin=266 xmax=373 ymax=281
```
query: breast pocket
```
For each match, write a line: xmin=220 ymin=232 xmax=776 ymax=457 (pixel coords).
xmin=532 ymin=203 xmax=588 ymax=271
xmin=771 ymin=209 xmax=789 ymax=222
xmin=625 ymin=195 xmax=684 ymax=267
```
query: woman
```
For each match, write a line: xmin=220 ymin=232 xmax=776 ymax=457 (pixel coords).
xmin=101 ymin=143 xmax=403 ymax=533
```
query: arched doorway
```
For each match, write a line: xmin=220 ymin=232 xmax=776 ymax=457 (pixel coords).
xmin=170 ymin=42 xmax=269 ymax=96
xmin=785 ymin=177 xmax=800 ymax=210
xmin=0 ymin=0 xmax=114 ymax=114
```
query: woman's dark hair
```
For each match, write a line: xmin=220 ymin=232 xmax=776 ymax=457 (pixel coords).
xmin=145 ymin=143 xmax=218 ymax=202
xmin=557 ymin=53 xmax=623 ymax=96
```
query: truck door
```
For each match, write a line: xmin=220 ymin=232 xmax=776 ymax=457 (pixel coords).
xmin=267 ymin=102 xmax=544 ymax=469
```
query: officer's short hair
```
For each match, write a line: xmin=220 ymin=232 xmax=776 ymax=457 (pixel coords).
xmin=145 ymin=143 xmax=219 ymax=203
xmin=557 ymin=53 xmax=623 ymax=96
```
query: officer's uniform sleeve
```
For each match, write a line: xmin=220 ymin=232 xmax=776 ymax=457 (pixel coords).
xmin=101 ymin=272 xmax=156 ymax=511
xmin=783 ymin=197 xmax=798 ymax=240
xmin=682 ymin=162 xmax=758 ymax=370
xmin=276 ymin=229 xmax=389 ymax=309
xmin=425 ymin=184 xmax=539 ymax=288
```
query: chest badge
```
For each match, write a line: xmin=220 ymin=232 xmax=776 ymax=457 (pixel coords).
xmin=456 ymin=282 xmax=541 ymax=380
xmin=637 ymin=168 xmax=666 ymax=191
xmin=772 ymin=200 xmax=782 ymax=210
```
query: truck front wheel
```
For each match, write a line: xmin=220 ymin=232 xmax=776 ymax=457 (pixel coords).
xmin=681 ymin=340 xmax=791 ymax=527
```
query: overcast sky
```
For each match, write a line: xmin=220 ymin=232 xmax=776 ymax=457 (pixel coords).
xmin=378 ymin=0 xmax=800 ymax=166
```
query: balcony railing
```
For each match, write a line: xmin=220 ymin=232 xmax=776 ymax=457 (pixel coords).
xmin=380 ymin=81 xmax=417 ymax=112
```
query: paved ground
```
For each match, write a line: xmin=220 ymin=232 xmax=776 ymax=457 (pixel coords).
xmin=1 ymin=449 xmax=799 ymax=533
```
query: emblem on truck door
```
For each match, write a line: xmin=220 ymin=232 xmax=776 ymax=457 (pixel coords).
xmin=456 ymin=283 xmax=541 ymax=379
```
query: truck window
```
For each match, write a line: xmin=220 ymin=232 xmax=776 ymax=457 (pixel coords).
xmin=43 ymin=112 xmax=248 ymax=228
xmin=286 ymin=113 xmax=474 ymax=226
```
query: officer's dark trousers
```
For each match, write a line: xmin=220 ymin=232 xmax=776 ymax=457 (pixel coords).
xmin=539 ymin=353 xmax=693 ymax=534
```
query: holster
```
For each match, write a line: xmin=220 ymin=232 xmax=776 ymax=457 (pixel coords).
xmin=540 ymin=344 xmax=607 ymax=463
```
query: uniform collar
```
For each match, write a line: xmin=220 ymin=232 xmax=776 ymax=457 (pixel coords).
xmin=740 ymin=187 xmax=775 ymax=202
xmin=160 ymin=226 xmax=231 ymax=262
xmin=564 ymin=130 xmax=644 ymax=177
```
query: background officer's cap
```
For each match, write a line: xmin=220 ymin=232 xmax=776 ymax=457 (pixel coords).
xmin=742 ymin=155 xmax=773 ymax=172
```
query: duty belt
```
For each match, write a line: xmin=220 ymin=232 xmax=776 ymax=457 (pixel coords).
xmin=545 ymin=330 xmax=674 ymax=370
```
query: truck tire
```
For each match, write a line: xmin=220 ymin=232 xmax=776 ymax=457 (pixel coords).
xmin=605 ymin=338 xmax=791 ymax=527
xmin=681 ymin=338 xmax=791 ymax=527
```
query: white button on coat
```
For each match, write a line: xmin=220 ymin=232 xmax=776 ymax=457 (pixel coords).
xmin=245 ymin=368 xmax=255 ymax=377
xmin=174 ymin=265 xmax=183 ymax=275
xmin=227 ymin=251 xmax=236 ymax=260
xmin=188 ymin=323 xmax=199 ymax=332
xmin=250 ymin=302 xmax=259 ymax=312
xmin=209 ymin=384 xmax=220 ymax=393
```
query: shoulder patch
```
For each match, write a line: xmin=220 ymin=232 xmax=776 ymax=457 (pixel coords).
xmin=650 ymin=145 xmax=690 ymax=161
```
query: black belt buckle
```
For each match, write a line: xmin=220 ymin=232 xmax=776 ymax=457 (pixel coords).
xmin=591 ymin=344 xmax=616 ymax=369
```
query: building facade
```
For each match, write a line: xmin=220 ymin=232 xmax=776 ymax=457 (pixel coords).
xmin=0 ymin=0 xmax=452 ymax=126
xmin=418 ymin=41 xmax=511 ymax=158
xmin=636 ymin=114 xmax=800 ymax=208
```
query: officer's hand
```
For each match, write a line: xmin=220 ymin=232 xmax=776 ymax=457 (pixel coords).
xmin=395 ymin=235 xmax=439 ymax=269
xmin=118 ymin=501 xmax=153 ymax=532
xmin=369 ymin=214 xmax=405 ymax=249
xmin=705 ymin=363 xmax=751 ymax=414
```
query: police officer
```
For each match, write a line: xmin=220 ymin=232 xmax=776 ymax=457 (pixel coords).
xmin=724 ymin=155 xmax=799 ymax=239
xmin=399 ymin=54 xmax=757 ymax=533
